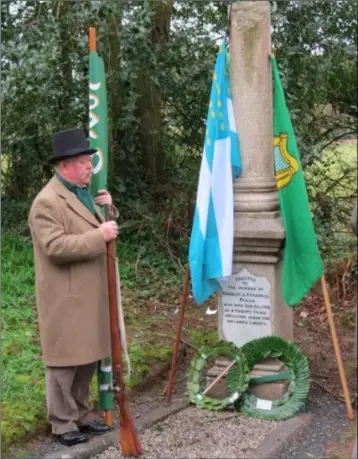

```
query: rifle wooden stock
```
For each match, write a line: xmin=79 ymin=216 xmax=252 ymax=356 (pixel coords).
xmin=107 ymin=240 xmax=143 ymax=457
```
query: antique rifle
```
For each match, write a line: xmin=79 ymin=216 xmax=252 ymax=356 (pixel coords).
xmin=107 ymin=239 xmax=143 ymax=456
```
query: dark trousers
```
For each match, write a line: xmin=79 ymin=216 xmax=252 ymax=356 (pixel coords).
xmin=46 ymin=362 xmax=99 ymax=435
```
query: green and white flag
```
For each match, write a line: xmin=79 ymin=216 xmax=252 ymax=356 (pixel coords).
xmin=89 ymin=44 xmax=113 ymax=410
xmin=271 ymin=56 xmax=324 ymax=306
xmin=89 ymin=50 xmax=108 ymax=202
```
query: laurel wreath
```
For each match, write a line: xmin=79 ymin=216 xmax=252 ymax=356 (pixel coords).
xmin=187 ymin=340 xmax=249 ymax=411
xmin=236 ymin=335 xmax=311 ymax=420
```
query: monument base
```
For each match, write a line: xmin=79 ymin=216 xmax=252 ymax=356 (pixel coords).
xmin=205 ymin=357 xmax=232 ymax=399
xmin=219 ymin=262 xmax=293 ymax=349
xmin=204 ymin=357 xmax=290 ymax=401
xmin=249 ymin=359 xmax=289 ymax=400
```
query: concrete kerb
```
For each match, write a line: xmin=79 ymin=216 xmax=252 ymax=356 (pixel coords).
xmin=248 ymin=413 xmax=313 ymax=459
xmin=43 ymin=399 xmax=190 ymax=459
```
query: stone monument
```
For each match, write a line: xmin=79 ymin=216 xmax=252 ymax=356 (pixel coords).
xmin=211 ymin=1 xmax=293 ymax=401
xmin=218 ymin=0 xmax=293 ymax=348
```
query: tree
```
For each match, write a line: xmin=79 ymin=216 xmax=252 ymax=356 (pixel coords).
xmin=1 ymin=0 xmax=356 ymax=233
xmin=135 ymin=0 xmax=173 ymax=178
xmin=271 ymin=0 xmax=357 ymax=162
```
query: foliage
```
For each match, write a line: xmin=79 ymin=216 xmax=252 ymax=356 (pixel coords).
xmin=272 ymin=0 xmax=357 ymax=164
xmin=126 ymin=343 xmax=172 ymax=388
xmin=1 ymin=0 xmax=357 ymax=450
xmin=2 ymin=0 xmax=356 ymax=221
xmin=342 ymin=310 xmax=356 ymax=330
xmin=305 ymin=144 xmax=357 ymax=266
xmin=1 ymin=1 xmax=357 ymax=277
xmin=190 ymin=329 xmax=219 ymax=349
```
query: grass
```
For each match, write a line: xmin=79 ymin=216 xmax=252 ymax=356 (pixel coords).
xmin=1 ymin=236 xmax=47 ymax=449
xmin=126 ymin=343 xmax=173 ymax=388
xmin=190 ymin=329 xmax=219 ymax=349
xmin=1 ymin=232 xmax=183 ymax=455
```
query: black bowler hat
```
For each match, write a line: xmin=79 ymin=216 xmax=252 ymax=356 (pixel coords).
xmin=50 ymin=127 xmax=96 ymax=163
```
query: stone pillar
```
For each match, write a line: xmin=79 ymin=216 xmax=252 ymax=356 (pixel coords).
xmin=218 ymin=1 xmax=293 ymax=348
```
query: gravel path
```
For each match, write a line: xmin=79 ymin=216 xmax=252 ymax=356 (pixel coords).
xmin=92 ymin=354 xmax=283 ymax=459
xmin=93 ymin=408 xmax=282 ymax=459
xmin=92 ymin=386 xmax=357 ymax=459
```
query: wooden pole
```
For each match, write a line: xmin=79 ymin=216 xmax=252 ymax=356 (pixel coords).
xmin=90 ymin=27 xmax=112 ymax=428
xmin=203 ymin=360 xmax=237 ymax=396
xmin=89 ymin=27 xmax=96 ymax=53
xmin=166 ymin=267 xmax=190 ymax=403
xmin=321 ymin=274 xmax=354 ymax=421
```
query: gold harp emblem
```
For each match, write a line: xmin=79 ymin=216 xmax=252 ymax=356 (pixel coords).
xmin=274 ymin=133 xmax=299 ymax=190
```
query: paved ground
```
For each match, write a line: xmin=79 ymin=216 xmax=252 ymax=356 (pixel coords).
xmin=276 ymin=386 xmax=357 ymax=458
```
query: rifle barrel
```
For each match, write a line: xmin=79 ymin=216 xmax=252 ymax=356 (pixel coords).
xmin=107 ymin=240 xmax=143 ymax=456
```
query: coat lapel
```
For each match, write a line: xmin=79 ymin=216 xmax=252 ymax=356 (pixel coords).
xmin=50 ymin=176 xmax=100 ymax=227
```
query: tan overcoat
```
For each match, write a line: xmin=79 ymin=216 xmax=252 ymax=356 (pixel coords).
xmin=28 ymin=176 xmax=117 ymax=367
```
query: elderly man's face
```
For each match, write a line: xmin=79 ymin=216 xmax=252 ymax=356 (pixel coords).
xmin=60 ymin=154 xmax=93 ymax=186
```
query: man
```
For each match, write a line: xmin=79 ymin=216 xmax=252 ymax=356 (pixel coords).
xmin=28 ymin=127 xmax=118 ymax=447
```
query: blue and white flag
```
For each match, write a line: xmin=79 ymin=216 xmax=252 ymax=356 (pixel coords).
xmin=189 ymin=41 xmax=242 ymax=305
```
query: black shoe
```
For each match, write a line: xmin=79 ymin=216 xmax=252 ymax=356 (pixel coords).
xmin=56 ymin=430 xmax=90 ymax=446
xmin=79 ymin=421 xmax=112 ymax=436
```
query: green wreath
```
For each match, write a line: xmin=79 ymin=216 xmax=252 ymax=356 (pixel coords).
xmin=236 ymin=335 xmax=311 ymax=420
xmin=187 ymin=340 xmax=249 ymax=411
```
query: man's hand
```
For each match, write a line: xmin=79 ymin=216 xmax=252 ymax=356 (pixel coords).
xmin=99 ymin=221 xmax=119 ymax=242
xmin=95 ymin=189 xmax=113 ymax=207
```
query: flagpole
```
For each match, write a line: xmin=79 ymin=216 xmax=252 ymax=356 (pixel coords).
xmin=89 ymin=27 xmax=96 ymax=53
xmin=166 ymin=267 xmax=190 ymax=403
xmin=321 ymin=274 xmax=354 ymax=421
xmin=89 ymin=26 xmax=113 ymax=428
